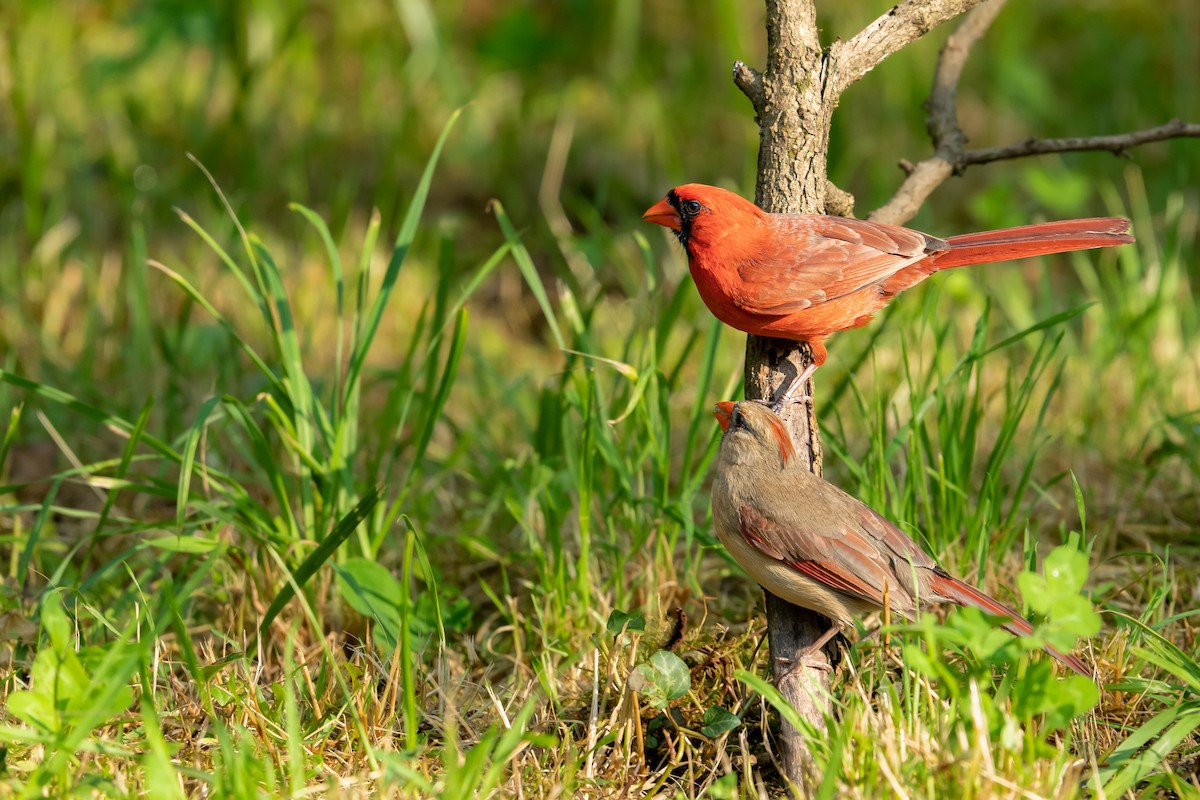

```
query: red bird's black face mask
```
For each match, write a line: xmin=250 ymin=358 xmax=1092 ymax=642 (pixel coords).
xmin=665 ymin=189 xmax=706 ymax=249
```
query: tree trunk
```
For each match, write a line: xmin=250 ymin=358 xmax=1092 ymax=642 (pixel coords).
xmin=736 ymin=0 xmax=837 ymax=789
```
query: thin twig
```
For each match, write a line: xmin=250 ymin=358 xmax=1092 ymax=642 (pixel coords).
xmin=874 ymin=122 xmax=1200 ymax=226
xmin=926 ymin=0 xmax=1006 ymax=152
xmin=961 ymin=120 xmax=1200 ymax=165
xmin=733 ymin=61 xmax=765 ymax=115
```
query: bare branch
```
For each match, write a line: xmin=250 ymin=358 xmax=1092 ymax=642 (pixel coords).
xmin=824 ymin=180 xmax=856 ymax=217
xmin=832 ymin=0 xmax=986 ymax=96
xmin=733 ymin=61 xmax=764 ymax=115
xmin=924 ymin=0 xmax=1006 ymax=153
xmin=870 ymin=0 xmax=1004 ymax=223
xmin=870 ymin=0 xmax=1199 ymax=225
xmin=873 ymin=120 xmax=1200 ymax=225
xmin=870 ymin=159 xmax=955 ymax=224
xmin=961 ymin=120 xmax=1200 ymax=166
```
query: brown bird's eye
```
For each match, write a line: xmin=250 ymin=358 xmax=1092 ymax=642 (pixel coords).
xmin=682 ymin=199 xmax=703 ymax=216
xmin=731 ymin=409 xmax=746 ymax=430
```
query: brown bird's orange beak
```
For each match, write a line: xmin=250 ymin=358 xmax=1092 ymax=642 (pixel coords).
xmin=643 ymin=197 xmax=681 ymax=231
xmin=713 ymin=401 xmax=737 ymax=432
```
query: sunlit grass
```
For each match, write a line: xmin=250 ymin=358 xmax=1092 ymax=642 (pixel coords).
xmin=2 ymin=1 xmax=1199 ymax=796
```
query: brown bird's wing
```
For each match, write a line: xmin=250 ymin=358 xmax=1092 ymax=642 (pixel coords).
xmin=737 ymin=483 xmax=938 ymax=616
xmin=735 ymin=216 xmax=947 ymax=314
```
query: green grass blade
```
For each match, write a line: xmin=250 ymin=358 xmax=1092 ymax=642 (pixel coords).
xmin=492 ymin=199 xmax=565 ymax=350
xmin=174 ymin=208 xmax=272 ymax=329
xmin=259 ymin=484 xmax=383 ymax=636
xmin=344 ymin=108 xmax=463 ymax=395
xmin=148 ymin=260 xmax=285 ymax=395
xmin=177 ymin=396 xmax=222 ymax=534
xmin=219 ymin=396 xmax=298 ymax=542
xmin=1101 ymin=703 xmax=1200 ymax=796
xmin=0 ymin=402 xmax=23 ymax=479
xmin=400 ymin=519 xmax=419 ymax=751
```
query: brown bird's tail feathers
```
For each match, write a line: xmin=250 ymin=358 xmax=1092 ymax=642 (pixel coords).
xmin=927 ymin=571 xmax=1092 ymax=678
xmin=936 ymin=217 xmax=1133 ymax=270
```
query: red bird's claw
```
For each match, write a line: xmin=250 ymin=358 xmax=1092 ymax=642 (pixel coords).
xmin=773 ymin=651 xmax=833 ymax=681
xmin=749 ymin=395 xmax=812 ymax=415
xmin=781 ymin=394 xmax=813 ymax=408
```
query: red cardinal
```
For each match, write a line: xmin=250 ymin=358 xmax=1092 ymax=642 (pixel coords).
xmin=646 ymin=184 xmax=1133 ymax=387
xmin=711 ymin=400 xmax=1091 ymax=676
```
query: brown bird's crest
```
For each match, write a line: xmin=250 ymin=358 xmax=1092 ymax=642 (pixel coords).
xmin=714 ymin=400 xmax=796 ymax=467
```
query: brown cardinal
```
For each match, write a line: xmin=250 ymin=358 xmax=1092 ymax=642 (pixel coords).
xmin=646 ymin=184 xmax=1132 ymax=388
xmin=711 ymin=400 xmax=1091 ymax=676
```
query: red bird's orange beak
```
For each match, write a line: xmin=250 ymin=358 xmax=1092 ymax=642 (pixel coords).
xmin=713 ymin=401 xmax=737 ymax=432
xmin=643 ymin=198 xmax=681 ymax=231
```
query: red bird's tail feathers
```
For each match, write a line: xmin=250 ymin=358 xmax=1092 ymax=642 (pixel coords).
xmin=927 ymin=572 xmax=1092 ymax=678
xmin=935 ymin=217 xmax=1133 ymax=270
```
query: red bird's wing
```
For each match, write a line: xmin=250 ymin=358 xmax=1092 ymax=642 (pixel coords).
xmin=735 ymin=216 xmax=946 ymax=314
xmin=737 ymin=499 xmax=936 ymax=615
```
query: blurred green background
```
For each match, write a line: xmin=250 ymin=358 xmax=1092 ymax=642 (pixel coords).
xmin=4 ymin=0 xmax=1196 ymax=286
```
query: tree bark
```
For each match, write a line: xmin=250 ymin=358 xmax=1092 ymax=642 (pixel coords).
xmin=736 ymin=1 xmax=834 ymax=788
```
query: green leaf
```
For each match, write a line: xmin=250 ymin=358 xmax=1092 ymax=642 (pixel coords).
xmin=139 ymin=534 xmax=224 ymax=553
xmin=606 ymin=609 xmax=646 ymax=636
xmin=6 ymin=650 xmax=84 ymax=731
xmin=1043 ymin=546 xmax=1088 ymax=594
xmin=1012 ymin=661 xmax=1099 ymax=729
xmin=700 ymin=706 xmax=741 ymax=738
xmin=630 ymin=663 xmax=666 ymax=710
xmin=649 ymin=650 xmax=690 ymax=700
xmin=1018 ymin=545 xmax=1100 ymax=642
xmin=335 ymin=558 xmax=403 ymax=652
xmin=42 ymin=590 xmax=74 ymax=655
xmin=630 ymin=650 xmax=691 ymax=710
xmin=336 ymin=558 xmax=404 ymax=613
xmin=1046 ymin=595 xmax=1102 ymax=639
xmin=1017 ymin=570 xmax=1048 ymax=615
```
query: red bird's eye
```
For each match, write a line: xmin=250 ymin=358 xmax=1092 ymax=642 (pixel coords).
xmin=682 ymin=200 xmax=703 ymax=216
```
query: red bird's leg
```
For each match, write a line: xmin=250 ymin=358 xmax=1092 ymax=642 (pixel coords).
xmin=776 ymin=362 xmax=818 ymax=408
xmin=773 ymin=622 xmax=843 ymax=678
xmin=751 ymin=362 xmax=819 ymax=413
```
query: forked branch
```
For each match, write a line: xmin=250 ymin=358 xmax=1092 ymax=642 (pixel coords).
xmin=871 ymin=0 xmax=1200 ymax=224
